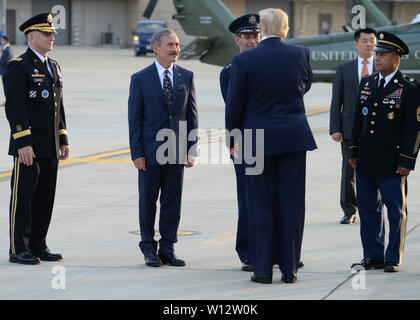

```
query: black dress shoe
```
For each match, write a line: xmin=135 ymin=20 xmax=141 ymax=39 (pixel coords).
xmin=351 ymin=258 xmax=384 ymax=270
xmin=158 ymin=252 xmax=185 ymax=266
xmin=9 ymin=251 xmax=40 ymax=265
xmin=144 ymin=253 xmax=162 ymax=267
xmin=281 ymin=274 xmax=297 ymax=284
xmin=241 ymin=260 xmax=253 ymax=272
xmin=298 ymin=261 xmax=304 ymax=269
xmin=251 ymin=274 xmax=272 ymax=284
xmin=31 ymin=248 xmax=63 ymax=261
xmin=384 ymin=262 xmax=399 ymax=273
xmin=340 ymin=213 xmax=356 ymax=224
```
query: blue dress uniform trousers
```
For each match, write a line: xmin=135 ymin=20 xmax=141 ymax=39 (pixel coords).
xmin=356 ymin=171 xmax=408 ymax=264
xmin=220 ymin=63 xmax=250 ymax=264
xmin=138 ymin=164 xmax=184 ymax=255
xmin=246 ymin=151 xmax=306 ymax=277
xmin=233 ymin=162 xmax=250 ymax=263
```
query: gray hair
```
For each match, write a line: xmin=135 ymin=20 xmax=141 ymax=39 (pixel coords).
xmin=150 ymin=28 xmax=175 ymax=47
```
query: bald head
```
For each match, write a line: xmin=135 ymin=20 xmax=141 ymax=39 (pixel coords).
xmin=259 ymin=8 xmax=289 ymax=39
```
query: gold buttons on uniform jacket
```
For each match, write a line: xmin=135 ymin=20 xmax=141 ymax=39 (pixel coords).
xmin=371 ymin=121 xmax=375 ymax=125
xmin=55 ymin=102 xmax=58 ymax=107
xmin=54 ymin=112 xmax=57 ymax=116
xmin=374 ymin=102 xmax=378 ymax=107
xmin=370 ymin=130 xmax=374 ymax=134
xmin=372 ymin=112 xmax=376 ymax=116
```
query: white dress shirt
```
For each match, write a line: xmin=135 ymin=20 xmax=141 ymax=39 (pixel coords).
xmin=155 ymin=59 xmax=173 ymax=89
xmin=29 ymin=46 xmax=53 ymax=77
xmin=261 ymin=35 xmax=280 ymax=41
xmin=358 ymin=55 xmax=374 ymax=83
xmin=378 ymin=68 xmax=398 ymax=88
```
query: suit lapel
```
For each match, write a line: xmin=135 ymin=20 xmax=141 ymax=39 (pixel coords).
xmin=171 ymin=64 xmax=181 ymax=108
xmin=351 ymin=59 xmax=359 ymax=91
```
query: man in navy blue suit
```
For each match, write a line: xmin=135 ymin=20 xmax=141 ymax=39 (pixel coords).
xmin=226 ymin=8 xmax=317 ymax=284
xmin=128 ymin=29 xmax=198 ymax=268
xmin=220 ymin=13 xmax=260 ymax=273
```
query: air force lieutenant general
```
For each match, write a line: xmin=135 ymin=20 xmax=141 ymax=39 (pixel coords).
xmin=128 ymin=29 xmax=198 ymax=268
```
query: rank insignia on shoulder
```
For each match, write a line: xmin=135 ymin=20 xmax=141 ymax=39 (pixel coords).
xmin=9 ymin=58 xmax=22 ymax=63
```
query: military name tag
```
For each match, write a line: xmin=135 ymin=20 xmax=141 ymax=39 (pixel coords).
xmin=360 ymin=95 xmax=368 ymax=100
xmin=33 ymin=78 xmax=45 ymax=84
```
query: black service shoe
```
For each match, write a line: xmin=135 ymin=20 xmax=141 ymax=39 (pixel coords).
xmin=251 ymin=274 xmax=272 ymax=284
xmin=351 ymin=258 xmax=384 ymax=270
xmin=281 ymin=274 xmax=297 ymax=284
xmin=384 ymin=262 xmax=399 ymax=273
xmin=298 ymin=261 xmax=304 ymax=269
xmin=158 ymin=252 xmax=186 ymax=266
xmin=9 ymin=251 xmax=40 ymax=265
xmin=31 ymin=248 xmax=63 ymax=261
xmin=241 ymin=260 xmax=253 ymax=272
xmin=340 ymin=213 xmax=356 ymax=224
xmin=144 ymin=253 xmax=162 ymax=267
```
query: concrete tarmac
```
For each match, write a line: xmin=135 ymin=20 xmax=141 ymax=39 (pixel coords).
xmin=0 ymin=46 xmax=419 ymax=300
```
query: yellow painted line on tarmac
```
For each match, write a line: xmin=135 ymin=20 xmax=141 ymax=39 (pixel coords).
xmin=204 ymin=228 xmax=237 ymax=245
xmin=1 ymin=111 xmax=329 ymax=177
xmin=306 ymin=107 xmax=330 ymax=116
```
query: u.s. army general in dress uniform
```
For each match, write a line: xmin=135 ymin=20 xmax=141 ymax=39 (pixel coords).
xmin=349 ymin=31 xmax=420 ymax=273
xmin=4 ymin=13 xmax=69 ymax=265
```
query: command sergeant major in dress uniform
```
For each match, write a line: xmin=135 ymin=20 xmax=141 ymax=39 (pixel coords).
xmin=349 ymin=31 xmax=420 ymax=273
xmin=4 ymin=13 xmax=69 ymax=265
xmin=220 ymin=13 xmax=260 ymax=273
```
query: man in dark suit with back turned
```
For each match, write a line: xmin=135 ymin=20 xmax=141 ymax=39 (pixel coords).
xmin=226 ymin=8 xmax=316 ymax=284
xmin=128 ymin=29 xmax=198 ymax=268
xmin=330 ymin=28 xmax=377 ymax=224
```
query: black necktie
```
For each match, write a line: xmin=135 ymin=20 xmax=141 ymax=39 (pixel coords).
xmin=163 ymin=70 xmax=173 ymax=108
xmin=44 ymin=59 xmax=51 ymax=77
xmin=377 ymin=78 xmax=386 ymax=98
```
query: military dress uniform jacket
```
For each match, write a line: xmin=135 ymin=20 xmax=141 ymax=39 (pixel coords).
xmin=349 ymin=70 xmax=420 ymax=176
xmin=4 ymin=48 xmax=68 ymax=159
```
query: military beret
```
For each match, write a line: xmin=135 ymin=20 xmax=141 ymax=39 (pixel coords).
xmin=19 ymin=13 xmax=56 ymax=35
xmin=228 ymin=14 xmax=260 ymax=35
xmin=375 ymin=31 xmax=409 ymax=56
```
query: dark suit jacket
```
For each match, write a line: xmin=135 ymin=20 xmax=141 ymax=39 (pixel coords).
xmin=0 ymin=45 xmax=12 ymax=76
xmin=128 ymin=62 xmax=198 ymax=166
xmin=330 ymin=59 xmax=375 ymax=140
xmin=225 ymin=37 xmax=316 ymax=157
xmin=4 ymin=48 xmax=68 ymax=159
